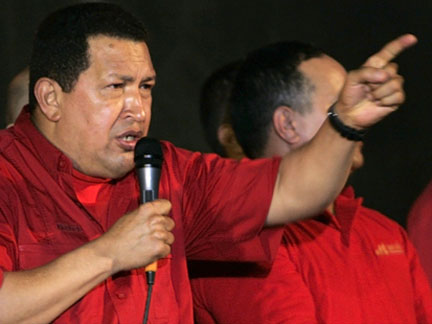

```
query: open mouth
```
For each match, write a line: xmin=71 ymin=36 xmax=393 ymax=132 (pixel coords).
xmin=117 ymin=130 xmax=143 ymax=150
xmin=121 ymin=134 xmax=139 ymax=142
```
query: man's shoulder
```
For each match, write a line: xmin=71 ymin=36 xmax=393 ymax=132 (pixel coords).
xmin=160 ymin=140 xmax=216 ymax=160
xmin=340 ymin=186 xmax=403 ymax=232
xmin=0 ymin=126 xmax=33 ymax=166
xmin=356 ymin=203 xmax=408 ymax=241
xmin=0 ymin=127 xmax=18 ymax=151
xmin=160 ymin=139 xmax=235 ymax=172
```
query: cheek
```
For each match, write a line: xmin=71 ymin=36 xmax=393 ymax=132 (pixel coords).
xmin=146 ymin=106 xmax=152 ymax=122
xmin=307 ymin=114 xmax=328 ymax=139
xmin=93 ymin=102 xmax=125 ymax=129
xmin=143 ymin=100 xmax=152 ymax=133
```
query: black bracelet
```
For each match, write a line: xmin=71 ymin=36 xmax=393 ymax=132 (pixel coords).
xmin=327 ymin=104 xmax=367 ymax=141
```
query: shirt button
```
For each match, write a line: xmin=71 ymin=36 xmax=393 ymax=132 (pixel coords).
xmin=116 ymin=293 xmax=126 ymax=299
xmin=58 ymin=158 xmax=66 ymax=170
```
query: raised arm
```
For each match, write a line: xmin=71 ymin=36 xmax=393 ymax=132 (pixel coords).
xmin=267 ymin=34 xmax=417 ymax=225
xmin=0 ymin=200 xmax=174 ymax=324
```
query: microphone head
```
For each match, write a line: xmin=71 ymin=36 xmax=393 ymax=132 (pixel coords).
xmin=134 ymin=137 xmax=163 ymax=168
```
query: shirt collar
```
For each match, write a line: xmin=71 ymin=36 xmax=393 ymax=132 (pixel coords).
xmin=317 ymin=186 xmax=362 ymax=245
xmin=12 ymin=106 xmax=75 ymax=178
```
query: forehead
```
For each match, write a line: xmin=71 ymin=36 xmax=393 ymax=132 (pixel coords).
xmin=86 ymin=35 xmax=155 ymax=76
xmin=298 ymin=55 xmax=346 ymax=113
xmin=299 ymin=55 xmax=346 ymax=91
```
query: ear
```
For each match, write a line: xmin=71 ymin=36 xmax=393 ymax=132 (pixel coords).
xmin=272 ymin=106 xmax=300 ymax=145
xmin=33 ymin=77 xmax=62 ymax=122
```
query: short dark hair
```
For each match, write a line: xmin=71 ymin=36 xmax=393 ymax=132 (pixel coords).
xmin=230 ymin=41 xmax=324 ymax=158
xmin=199 ymin=60 xmax=243 ymax=156
xmin=29 ymin=2 xmax=148 ymax=110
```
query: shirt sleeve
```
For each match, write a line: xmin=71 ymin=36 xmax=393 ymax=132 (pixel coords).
xmin=189 ymin=154 xmax=281 ymax=262
xmin=161 ymin=142 xmax=283 ymax=263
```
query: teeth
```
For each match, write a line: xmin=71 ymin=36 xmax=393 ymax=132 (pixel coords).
xmin=122 ymin=135 xmax=135 ymax=142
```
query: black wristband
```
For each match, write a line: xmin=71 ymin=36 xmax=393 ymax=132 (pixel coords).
xmin=327 ymin=104 xmax=367 ymax=141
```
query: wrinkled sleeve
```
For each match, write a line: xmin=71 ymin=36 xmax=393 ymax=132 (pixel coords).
xmin=163 ymin=142 xmax=283 ymax=263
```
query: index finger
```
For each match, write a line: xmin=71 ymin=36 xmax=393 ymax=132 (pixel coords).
xmin=142 ymin=199 xmax=172 ymax=216
xmin=363 ymin=34 xmax=418 ymax=68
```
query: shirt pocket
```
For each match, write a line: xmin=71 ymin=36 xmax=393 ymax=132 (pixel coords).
xmin=18 ymin=243 xmax=79 ymax=270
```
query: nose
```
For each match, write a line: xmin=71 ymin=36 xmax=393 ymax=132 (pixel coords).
xmin=123 ymin=88 xmax=147 ymax=122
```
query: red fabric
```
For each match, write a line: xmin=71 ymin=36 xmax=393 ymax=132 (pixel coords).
xmin=190 ymin=245 xmax=317 ymax=324
xmin=72 ymin=169 xmax=114 ymax=227
xmin=0 ymin=108 xmax=282 ymax=324
xmin=191 ymin=187 xmax=432 ymax=324
xmin=407 ymin=180 xmax=432 ymax=285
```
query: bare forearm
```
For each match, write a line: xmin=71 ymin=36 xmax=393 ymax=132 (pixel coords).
xmin=0 ymin=240 xmax=113 ymax=324
xmin=268 ymin=120 xmax=354 ymax=225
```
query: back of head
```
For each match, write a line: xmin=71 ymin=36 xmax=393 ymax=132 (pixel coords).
xmin=230 ymin=41 xmax=324 ymax=158
xmin=200 ymin=60 xmax=243 ymax=156
xmin=29 ymin=2 xmax=148 ymax=111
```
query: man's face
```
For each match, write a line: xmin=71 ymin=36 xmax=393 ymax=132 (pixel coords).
xmin=297 ymin=55 xmax=364 ymax=171
xmin=53 ymin=35 xmax=156 ymax=179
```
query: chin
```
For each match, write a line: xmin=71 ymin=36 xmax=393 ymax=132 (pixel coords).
xmin=100 ymin=157 xmax=135 ymax=180
xmin=113 ymin=164 xmax=135 ymax=179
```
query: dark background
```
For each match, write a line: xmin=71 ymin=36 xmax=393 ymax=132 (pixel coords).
xmin=1 ymin=0 xmax=430 ymax=226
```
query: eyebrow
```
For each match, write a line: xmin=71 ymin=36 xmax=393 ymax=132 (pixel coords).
xmin=109 ymin=73 xmax=156 ymax=83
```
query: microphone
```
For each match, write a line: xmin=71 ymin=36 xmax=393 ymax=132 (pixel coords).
xmin=134 ymin=137 xmax=164 ymax=278
xmin=134 ymin=137 xmax=163 ymax=324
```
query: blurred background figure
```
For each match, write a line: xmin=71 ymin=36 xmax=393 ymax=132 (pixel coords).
xmin=199 ymin=60 xmax=244 ymax=159
xmin=191 ymin=41 xmax=432 ymax=324
xmin=407 ymin=179 xmax=432 ymax=285
xmin=5 ymin=67 xmax=29 ymax=127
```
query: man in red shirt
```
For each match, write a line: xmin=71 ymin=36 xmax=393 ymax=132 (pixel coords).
xmin=191 ymin=41 xmax=432 ymax=323
xmin=0 ymin=3 xmax=417 ymax=324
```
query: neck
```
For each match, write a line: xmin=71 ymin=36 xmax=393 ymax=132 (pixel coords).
xmin=326 ymin=201 xmax=335 ymax=215
xmin=262 ymin=134 xmax=294 ymax=158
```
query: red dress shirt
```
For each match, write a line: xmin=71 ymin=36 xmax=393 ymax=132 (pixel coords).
xmin=191 ymin=187 xmax=432 ymax=324
xmin=0 ymin=108 xmax=282 ymax=323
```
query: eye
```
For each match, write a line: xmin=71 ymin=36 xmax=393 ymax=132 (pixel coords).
xmin=107 ymin=83 xmax=124 ymax=89
xmin=140 ymin=82 xmax=155 ymax=91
